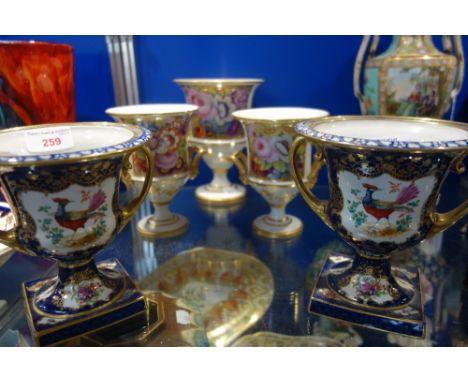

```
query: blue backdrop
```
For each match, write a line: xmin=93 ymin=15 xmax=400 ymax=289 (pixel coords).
xmin=1 ymin=35 xmax=467 ymax=186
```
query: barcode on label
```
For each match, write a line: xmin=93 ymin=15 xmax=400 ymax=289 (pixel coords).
xmin=24 ymin=126 xmax=74 ymax=153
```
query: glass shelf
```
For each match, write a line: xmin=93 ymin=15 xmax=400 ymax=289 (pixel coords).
xmin=0 ymin=183 xmax=467 ymax=346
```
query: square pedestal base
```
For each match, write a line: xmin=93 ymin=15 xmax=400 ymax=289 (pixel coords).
xmin=309 ymin=253 xmax=425 ymax=338
xmin=22 ymin=258 xmax=147 ymax=346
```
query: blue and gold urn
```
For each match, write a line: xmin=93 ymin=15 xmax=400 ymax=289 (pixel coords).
xmin=290 ymin=116 xmax=468 ymax=337
xmin=0 ymin=122 xmax=154 ymax=345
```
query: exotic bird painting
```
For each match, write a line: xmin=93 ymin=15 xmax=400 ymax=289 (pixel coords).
xmin=32 ymin=189 xmax=110 ymax=248
xmin=52 ymin=189 xmax=107 ymax=233
xmin=345 ymin=178 xmax=422 ymax=238
xmin=361 ymin=182 xmax=420 ymax=222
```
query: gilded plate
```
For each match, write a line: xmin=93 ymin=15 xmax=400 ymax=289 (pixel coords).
xmin=138 ymin=246 xmax=274 ymax=347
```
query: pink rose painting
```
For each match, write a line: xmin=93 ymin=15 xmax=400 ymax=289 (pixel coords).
xmin=254 ymin=136 xmax=280 ymax=163
xmin=134 ymin=123 xmax=187 ymax=175
xmin=153 ymin=128 xmax=182 ymax=171
xmin=185 ymin=88 xmax=217 ymax=120
xmin=246 ymin=123 xmax=295 ymax=181
xmin=178 ymin=82 xmax=261 ymax=139
xmin=156 ymin=150 xmax=179 ymax=170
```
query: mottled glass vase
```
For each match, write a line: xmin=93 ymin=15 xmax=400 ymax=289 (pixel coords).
xmin=0 ymin=41 xmax=76 ymax=128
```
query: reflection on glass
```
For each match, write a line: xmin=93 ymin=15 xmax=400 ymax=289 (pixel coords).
xmin=56 ymin=291 xmax=208 ymax=347
xmin=198 ymin=201 xmax=254 ymax=254
xmin=126 ymin=186 xmax=193 ymax=281
xmin=254 ymin=236 xmax=306 ymax=332
xmin=232 ymin=330 xmax=359 ymax=347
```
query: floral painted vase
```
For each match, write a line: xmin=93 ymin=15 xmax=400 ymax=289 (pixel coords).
xmin=291 ymin=115 xmax=468 ymax=337
xmin=245 ymin=122 xmax=297 ymax=182
xmin=175 ymin=79 xmax=263 ymax=140
xmin=106 ymin=104 xmax=196 ymax=177
xmin=107 ymin=104 xmax=200 ymax=238
xmin=174 ymin=79 xmax=263 ymax=205
xmin=354 ymin=35 xmax=464 ymax=118
xmin=233 ymin=107 xmax=329 ymax=239
xmin=0 ymin=122 xmax=153 ymax=345
xmin=0 ymin=41 xmax=76 ymax=128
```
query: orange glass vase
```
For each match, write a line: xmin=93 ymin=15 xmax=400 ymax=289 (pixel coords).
xmin=0 ymin=41 xmax=76 ymax=128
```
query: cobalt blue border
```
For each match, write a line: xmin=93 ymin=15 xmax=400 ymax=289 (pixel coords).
xmin=296 ymin=120 xmax=468 ymax=150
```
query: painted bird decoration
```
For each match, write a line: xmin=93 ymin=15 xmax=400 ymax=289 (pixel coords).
xmin=362 ymin=182 xmax=419 ymax=222
xmin=52 ymin=190 xmax=106 ymax=233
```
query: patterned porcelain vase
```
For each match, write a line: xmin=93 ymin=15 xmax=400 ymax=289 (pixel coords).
xmin=174 ymin=79 xmax=263 ymax=205
xmin=0 ymin=122 xmax=154 ymax=346
xmin=232 ymin=107 xmax=329 ymax=239
xmin=354 ymin=36 xmax=464 ymax=118
xmin=106 ymin=104 xmax=199 ymax=238
xmin=0 ymin=41 xmax=76 ymax=128
xmin=290 ymin=116 xmax=468 ymax=337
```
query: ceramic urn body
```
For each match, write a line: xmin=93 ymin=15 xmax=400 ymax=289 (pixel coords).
xmin=324 ymin=145 xmax=458 ymax=256
xmin=1 ymin=158 xmax=123 ymax=264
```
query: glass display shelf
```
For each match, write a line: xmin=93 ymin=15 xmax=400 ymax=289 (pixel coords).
xmin=0 ymin=183 xmax=467 ymax=347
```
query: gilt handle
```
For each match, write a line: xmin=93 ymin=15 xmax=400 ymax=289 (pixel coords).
xmin=229 ymin=151 xmax=249 ymax=186
xmin=120 ymin=145 xmax=154 ymax=230
xmin=429 ymin=152 xmax=468 ymax=236
xmin=188 ymin=144 xmax=206 ymax=180
xmin=290 ymin=136 xmax=333 ymax=230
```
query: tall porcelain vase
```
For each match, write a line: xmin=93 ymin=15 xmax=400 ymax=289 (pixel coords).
xmin=354 ymin=35 xmax=464 ymax=118
xmin=174 ymin=79 xmax=263 ymax=205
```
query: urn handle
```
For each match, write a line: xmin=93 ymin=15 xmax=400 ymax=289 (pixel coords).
xmin=121 ymin=152 xmax=134 ymax=187
xmin=445 ymin=36 xmax=465 ymax=107
xmin=229 ymin=151 xmax=249 ymax=186
xmin=119 ymin=145 xmax=154 ymax=230
xmin=188 ymin=144 xmax=206 ymax=180
xmin=353 ymin=35 xmax=376 ymax=112
xmin=429 ymin=153 xmax=468 ymax=236
xmin=290 ymin=136 xmax=333 ymax=230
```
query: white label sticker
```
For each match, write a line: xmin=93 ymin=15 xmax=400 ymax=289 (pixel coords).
xmin=24 ymin=126 xmax=74 ymax=153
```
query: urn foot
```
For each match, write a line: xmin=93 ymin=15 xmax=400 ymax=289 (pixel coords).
xmin=23 ymin=258 xmax=147 ymax=346
xmin=137 ymin=213 xmax=189 ymax=239
xmin=195 ymin=183 xmax=246 ymax=205
xmin=309 ymin=252 xmax=425 ymax=338
xmin=253 ymin=214 xmax=303 ymax=239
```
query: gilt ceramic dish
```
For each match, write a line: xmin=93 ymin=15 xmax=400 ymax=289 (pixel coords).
xmin=290 ymin=115 xmax=468 ymax=337
xmin=137 ymin=246 xmax=274 ymax=346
